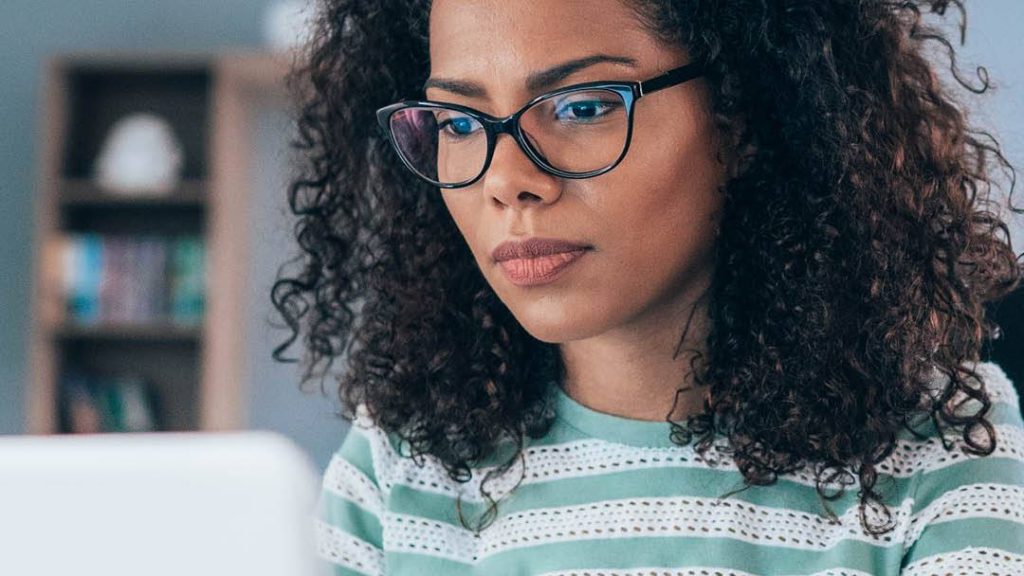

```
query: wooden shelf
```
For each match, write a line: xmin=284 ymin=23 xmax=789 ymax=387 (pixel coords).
xmin=28 ymin=51 xmax=292 ymax=434
xmin=59 ymin=178 xmax=207 ymax=208
xmin=54 ymin=321 xmax=202 ymax=343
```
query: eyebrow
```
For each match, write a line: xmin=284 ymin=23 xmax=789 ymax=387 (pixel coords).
xmin=422 ymin=53 xmax=639 ymax=99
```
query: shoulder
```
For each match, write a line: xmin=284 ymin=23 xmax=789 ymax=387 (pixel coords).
xmin=906 ymin=360 xmax=1023 ymax=479
xmin=319 ymin=402 xmax=406 ymax=519
xmin=341 ymin=403 xmax=479 ymax=500
xmin=905 ymin=360 xmax=1024 ymax=533
xmin=903 ymin=360 xmax=1022 ymax=438
xmin=320 ymin=404 xmax=389 ymax=515
xmin=343 ymin=403 xmax=532 ymax=507
xmin=338 ymin=404 xmax=402 ymax=490
xmin=943 ymin=361 xmax=1020 ymax=413
xmin=899 ymin=361 xmax=1024 ymax=573
xmin=315 ymin=404 xmax=394 ymax=574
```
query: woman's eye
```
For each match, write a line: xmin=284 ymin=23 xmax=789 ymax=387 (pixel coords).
xmin=438 ymin=116 xmax=479 ymax=137
xmin=554 ymin=99 xmax=619 ymax=122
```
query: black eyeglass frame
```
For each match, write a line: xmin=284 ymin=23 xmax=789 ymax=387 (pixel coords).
xmin=375 ymin=61 xmax=706 ymax=189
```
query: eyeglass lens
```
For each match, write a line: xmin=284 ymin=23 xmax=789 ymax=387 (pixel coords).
xmin=388 ymin=88 xmax=629 ymax=186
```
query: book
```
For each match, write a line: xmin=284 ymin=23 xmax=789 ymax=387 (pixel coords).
xmin=170 ymin=235 xmax=205 ymax=325
xmin=58 ymin=371 xmax=159 ymax=433
xmin=57 ymin=233 xmax=203 ymax=326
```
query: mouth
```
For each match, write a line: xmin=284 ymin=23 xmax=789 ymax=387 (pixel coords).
xmin=497 ymin=248 xmax=590 ymax=287
xmin=491 ymin=237 xmax=592 ymax=260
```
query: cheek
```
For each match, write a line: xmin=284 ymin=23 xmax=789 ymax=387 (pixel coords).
xmin=588 ymin=107 xmax=725 ymax=282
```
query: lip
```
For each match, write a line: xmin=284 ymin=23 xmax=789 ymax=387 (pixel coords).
xmin=492 ymin=237 xmax=592 ymax=287
xmin=492 ymin=237 xmax=591 ymax=262
xmin=498 ymin=250 xmax=589 ymax=286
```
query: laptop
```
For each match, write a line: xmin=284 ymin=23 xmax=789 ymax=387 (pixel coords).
xmin=0 ymin=430 xmax=331 ymax=576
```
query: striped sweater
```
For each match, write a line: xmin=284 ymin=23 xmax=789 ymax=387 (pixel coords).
xmin=313 ymin=361 xmax=1024 ymax=575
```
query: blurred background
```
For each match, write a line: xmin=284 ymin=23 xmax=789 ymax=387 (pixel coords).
xmin=0 ymin=0 xmax=1021 ymax=475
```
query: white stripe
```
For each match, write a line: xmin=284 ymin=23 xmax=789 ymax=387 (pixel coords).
xmin=380 ymin=482 xmax=1024 ymax=565
xmin=322 ymin=451 xmax=384 ymax=517
xmin=382 ymin=493 xmax=916 ymax=564
xmin=882 ymin=423 xmax=1024 ymax=477
xmin=384 ymin=510 xmax=481 ymax=564
xmin=476 ymin=493 xmax=913 ymax=559
xmin=538 ymin=567 xmax=875 ymax=576
xmin=314 ymin=516 xmax=386 ymax=576
xmin=901 ymin=546 xmax=1024 ymax=576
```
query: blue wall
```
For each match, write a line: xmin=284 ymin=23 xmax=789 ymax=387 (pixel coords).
xmin=951 ymin=1 xmax=1024 ymax=242
xmin=246 ymin=104 xmax=348 ymax=472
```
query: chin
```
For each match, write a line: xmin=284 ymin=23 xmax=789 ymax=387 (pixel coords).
xmin=509 ymin=306 xmax=607 ymax=344
xmin=485 ymin=274 xmax=612 ymax=343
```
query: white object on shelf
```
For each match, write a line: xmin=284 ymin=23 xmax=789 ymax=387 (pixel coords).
xmin=93 ymin=113 xmax=184 ymax=197
xmin=263 ymin=0 xmax=315 ymax=51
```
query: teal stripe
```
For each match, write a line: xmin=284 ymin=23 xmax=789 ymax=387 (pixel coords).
xmin=459 ymin=533 xmax=904 ymax=575
xmin=386 ymin=484 xmax=480 ymax=528
xmin=320 ymin=487 xmax=385 ymax=548
xmin=549 ymin=380 xmax=697 ymax=448
xmin=525 ymin=418 xmax=592 ymax=446
xmin=461 ymin=419 xmax=593 ymax=469
xmin=384 ymin=550 xmax=474 ymax=574
xmin=913 ymin=461 xmax=1024 ymax=514
xmin=903 ymin=516 xmax=1024 ymax=564
xmin=991 ymin=393 xmax=1024 ymax=427
xmin=337 ymin=424 xmax=380 ymax=487
xmin=318 ymin=559 xmax=377 ymax=576
xmin=547 ymin=365 xmax=1020 ymax=450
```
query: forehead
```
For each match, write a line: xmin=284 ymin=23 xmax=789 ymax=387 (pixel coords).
xmin=427 ymin=0 xmax=671 ymax=88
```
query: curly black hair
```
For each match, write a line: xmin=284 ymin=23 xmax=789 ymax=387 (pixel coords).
xmin=271 ymin=0 xmax=1023 ymax=537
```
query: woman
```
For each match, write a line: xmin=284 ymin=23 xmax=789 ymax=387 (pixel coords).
xmin=273 ymin=0 xmax=1024 ymax=574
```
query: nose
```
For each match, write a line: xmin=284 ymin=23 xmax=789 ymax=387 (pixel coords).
xmin=482 ymin=132 xmax=563 ymax=207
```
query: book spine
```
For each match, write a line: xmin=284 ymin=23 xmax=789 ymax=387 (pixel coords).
xmin=153 ymin=237 xmax=168 ymax=322
xmin=116 ymin=375 xmax=157 ymax=432
xmin=62 ymin=234 xmax=81 ymax=321
xmin=170 ymin=236 xmax=205 ymax=325
xmin=79 ymin=233 xmax=102 ymax=324
xmin=58 ymin=371 xmax=101 ymax=434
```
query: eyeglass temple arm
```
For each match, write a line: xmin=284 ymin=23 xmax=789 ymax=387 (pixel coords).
xmin=637 ymin=62 xmax=705 ymax=97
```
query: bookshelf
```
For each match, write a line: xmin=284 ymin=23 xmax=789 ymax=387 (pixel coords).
xmin=27 ymin=51 xmax=295 ymax=434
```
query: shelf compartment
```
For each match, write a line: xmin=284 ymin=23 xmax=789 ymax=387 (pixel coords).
xmin=59 ymin=178 xmax=207 ymax=208
xmin=61 ymin=65 xmax=212 ymax=180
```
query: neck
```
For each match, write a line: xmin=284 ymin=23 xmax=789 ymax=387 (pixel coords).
xmin=557 ymin=288 xmax=712 ymax=423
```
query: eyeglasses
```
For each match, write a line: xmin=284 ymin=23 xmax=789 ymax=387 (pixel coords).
xmin=375 ymin=61 xmax=705 ymax=189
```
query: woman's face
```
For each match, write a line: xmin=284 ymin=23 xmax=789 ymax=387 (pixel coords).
xmin=428 ymin=0 xmax=729 ymax=344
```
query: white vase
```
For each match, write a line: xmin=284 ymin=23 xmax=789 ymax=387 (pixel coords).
xmin=93 ymin=113 xmax=184 ymax=197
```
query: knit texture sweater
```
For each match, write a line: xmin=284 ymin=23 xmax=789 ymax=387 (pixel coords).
xmin=313 ymin=361 xmax=1024 ymax=575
